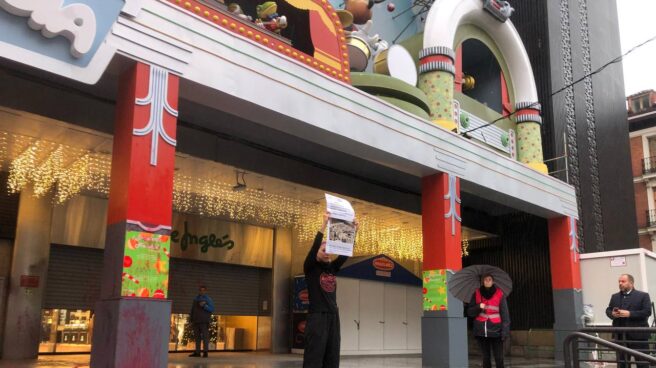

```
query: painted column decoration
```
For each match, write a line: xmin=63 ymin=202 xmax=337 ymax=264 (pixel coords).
xmin=548 ymin=216 xmax=583 ymax=360
xmin=444 ymin=173 xmax=462 ymax=236
xmin=569 ymin=216 xmax=579 ymax=263
xmin=109 ymin=64 xmax=177 ymax=298
xmin=418 ymin=46 xmax=457 ymax=131
xmin=420 ymin=172 xmax=468 ymax=367
xmin=515 ymin=101 xmax=548 ymax=174
xmin=423 ymin=173 xmax=462 ymax=274
xmin=549 ymin=216 xmax=581 ymax=290
xmin=91 ymin=62 xmax=178 ymax=368
xmin=422 ymin=173 xmax=461 ymax=312
xmin=133 ymin=66 xmax=178 ymax=167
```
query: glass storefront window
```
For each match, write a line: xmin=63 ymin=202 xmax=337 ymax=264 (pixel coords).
xmin=41 ymin=310 xmax=260 ymax=353
xmin=170 ymin=314 xmax=258 ymax=351
xmin=169 ymin=314 xmax=227 ymax=351
xmin=39 ymin=309 xmax=93 ymax=353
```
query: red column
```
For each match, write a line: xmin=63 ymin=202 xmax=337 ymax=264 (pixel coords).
xmin=422 ymin=173 xmax=462 ymax=272
xmin=101 ymin=62 xmax=178 ymax=300
xmin=420 ymin=172 xmax=468 ymax=367
xmin=548 ymin=216 xmax=582 ymax=360
xmin=548 ymin=216 xmax=581 ymax=290
xmin=91 ymin=62 xmax=178 ymax=367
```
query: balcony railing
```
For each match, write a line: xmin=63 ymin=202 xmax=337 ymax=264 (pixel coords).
xmin=646 ymin=209 xmax=656 ymax=227
xmin=641 ymin=156 xmax=656 ymax=174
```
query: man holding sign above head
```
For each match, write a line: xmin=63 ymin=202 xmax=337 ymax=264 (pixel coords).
xmin=303 ymin=197 xmax=358 ymax=368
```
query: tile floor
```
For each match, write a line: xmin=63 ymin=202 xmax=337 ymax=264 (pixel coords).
xmin=0 ymin=352 xmax=565 ymax=368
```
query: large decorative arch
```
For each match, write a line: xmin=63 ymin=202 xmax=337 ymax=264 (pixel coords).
xmin=418 ymin=0 xmax=547 ymax=173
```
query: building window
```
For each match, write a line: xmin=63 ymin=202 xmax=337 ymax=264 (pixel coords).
xmin=643 ymin=137 xmax=656 ymax=174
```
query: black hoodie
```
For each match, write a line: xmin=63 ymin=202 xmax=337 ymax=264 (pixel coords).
xmin=303 ymin=231 xmax=349 ymax=314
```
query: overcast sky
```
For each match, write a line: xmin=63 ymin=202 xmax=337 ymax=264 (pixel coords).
xmin=616 ymin=0 xmax=656 ymax=96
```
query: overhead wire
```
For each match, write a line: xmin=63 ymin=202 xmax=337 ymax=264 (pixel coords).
xmin=460 ymin=33 xmax=656 ymax=137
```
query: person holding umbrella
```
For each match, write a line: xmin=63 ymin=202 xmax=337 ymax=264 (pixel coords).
xmin=466 ymin=273 xmax=511 ymax=368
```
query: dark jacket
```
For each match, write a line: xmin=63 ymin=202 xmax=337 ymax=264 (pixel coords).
xmin=605 ymin=289 xmax=652 ymax=340
xmin=467 ymin=287 xmax=511 ymax=339
xmin=304 ymin=231 xmax=348 ymax=314
xmin=190 ymin=294 xmax=215 ymax=324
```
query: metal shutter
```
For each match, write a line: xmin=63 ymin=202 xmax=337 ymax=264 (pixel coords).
xmin=44 ymin=244 xmax=103 ymax=310
xmin=168 ymin=258 xmax=267 ymax=315
xmin=44 ymin=245 xmax=269 ymax=315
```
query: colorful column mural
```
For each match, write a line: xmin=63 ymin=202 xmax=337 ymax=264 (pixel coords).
xmin=90 ymin=62 xmax=178 ymax=368
xmin=548 ymin=216 xmax=583 ymax=360
xmin=515 ymin=101 xmax=548 ymax=173
xmin=418 ymin=47 xmax=457 ymax=131
xmin=420 ymin=173 xmax=467 ymax=367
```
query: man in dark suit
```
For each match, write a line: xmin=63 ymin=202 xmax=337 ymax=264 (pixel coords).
xmin=605 ymin=274 xmax=652 ymax=368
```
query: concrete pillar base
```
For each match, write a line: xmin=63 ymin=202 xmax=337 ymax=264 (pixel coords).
xmin=421 ymin=316 xmax=468 ymax=368
xmin=90 ymin=298 xmax=171 ymax=368
xmin=2 ymin=188 xmax=53 ymax=360
xmin=552 ymin=288 xmax=583 ymax=361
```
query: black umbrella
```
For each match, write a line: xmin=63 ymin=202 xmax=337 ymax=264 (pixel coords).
xmin=449 ymin=265 xmax=512 ymax=302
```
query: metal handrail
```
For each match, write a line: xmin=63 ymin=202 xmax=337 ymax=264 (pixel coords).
xmin=564 ymin=328 xmax=656 ymax=368
xmin=580 ymin=327 xmax=656 ymax=333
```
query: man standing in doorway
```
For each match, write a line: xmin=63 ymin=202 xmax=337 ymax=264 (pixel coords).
xmin=303 ymin=213 xmax=357 ymax=368
xmin=189 ymin=285 xmax=215 ymax=358
xmin=605 ymin=274 xmax=652 ymax=368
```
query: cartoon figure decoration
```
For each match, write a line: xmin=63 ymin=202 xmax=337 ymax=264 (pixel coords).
xmin=227 ymin=3 xmax=253 ymax=21
xmin=482 ymin=0 xmax=514 ymax=22
xmin=342 ymin=0 xmax=388 ymax=72
xmin=255 ymin=1 xmax=288 ymax=34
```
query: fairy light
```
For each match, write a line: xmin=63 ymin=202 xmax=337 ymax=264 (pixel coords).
xmin=8 ymin=141 xmax=40 ymax=193
xmin=2 ymin=131 xmax=429 ymax=260
xmin=0 ymin=131 xmax=7 ymax=171
xmin=173 ymin=173 xmax=194 ymax=213
xmin=86 ymin=153 xmax=111 ymax=195
xmin=32 ymin=145 xmax=64 ymax=197
xmin=56 ymin=154 xmax=90 ymax=204
xmin=461 ymin=239 xmax=469 ymax=257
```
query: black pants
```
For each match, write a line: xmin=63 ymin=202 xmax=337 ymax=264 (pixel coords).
xmin=193 ymin=323 xmax=210 ymax=354
xmin=617 ymin=340 xmax=650 ymax=368
xmin=303 ymin=312 xmax=340 ymax=368
xmin=476 ymin=336 xmax=504 ymax=368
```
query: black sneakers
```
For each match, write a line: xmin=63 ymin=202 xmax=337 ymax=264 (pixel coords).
xmin=189 ymin=352 xmax=209 ymax=358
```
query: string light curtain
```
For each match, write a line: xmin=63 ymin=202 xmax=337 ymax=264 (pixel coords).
xmin=1 ymin=131 xmax=423 ymax=260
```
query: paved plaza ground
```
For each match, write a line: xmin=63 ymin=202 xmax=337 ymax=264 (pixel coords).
xmin=0 ymin=352 xmax=564 ymax=368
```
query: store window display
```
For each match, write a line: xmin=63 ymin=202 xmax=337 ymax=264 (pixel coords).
xmin=40 ymin=310 xmax=258 ymax=353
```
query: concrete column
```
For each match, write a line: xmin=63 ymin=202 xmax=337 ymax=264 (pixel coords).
xmin=271 ymin=227 xmax=292 ymax=353
xmin=90 ymin=62 xmax=178 ymax=368
xmin=515 ymin=102 xmax=548 ymax=174
xmin=418 ymin=47 xmax=457 ymax=132
xmin=421 ymin=173 xmax=467 ymax=368
xmin=548 ymin=216 xmax=583 ymax=361
xmin=2 ymin=187 xmax=53 ymax=359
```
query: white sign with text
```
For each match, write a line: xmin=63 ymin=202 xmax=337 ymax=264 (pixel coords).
xmin=325 ymin=194 xmax=356 ymax=256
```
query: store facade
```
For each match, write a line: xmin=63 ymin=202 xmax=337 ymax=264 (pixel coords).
xmin=0 ymin=0 xmax=583 ymax=367
xmin=39 ymin=194 xmax=274 ymax=353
